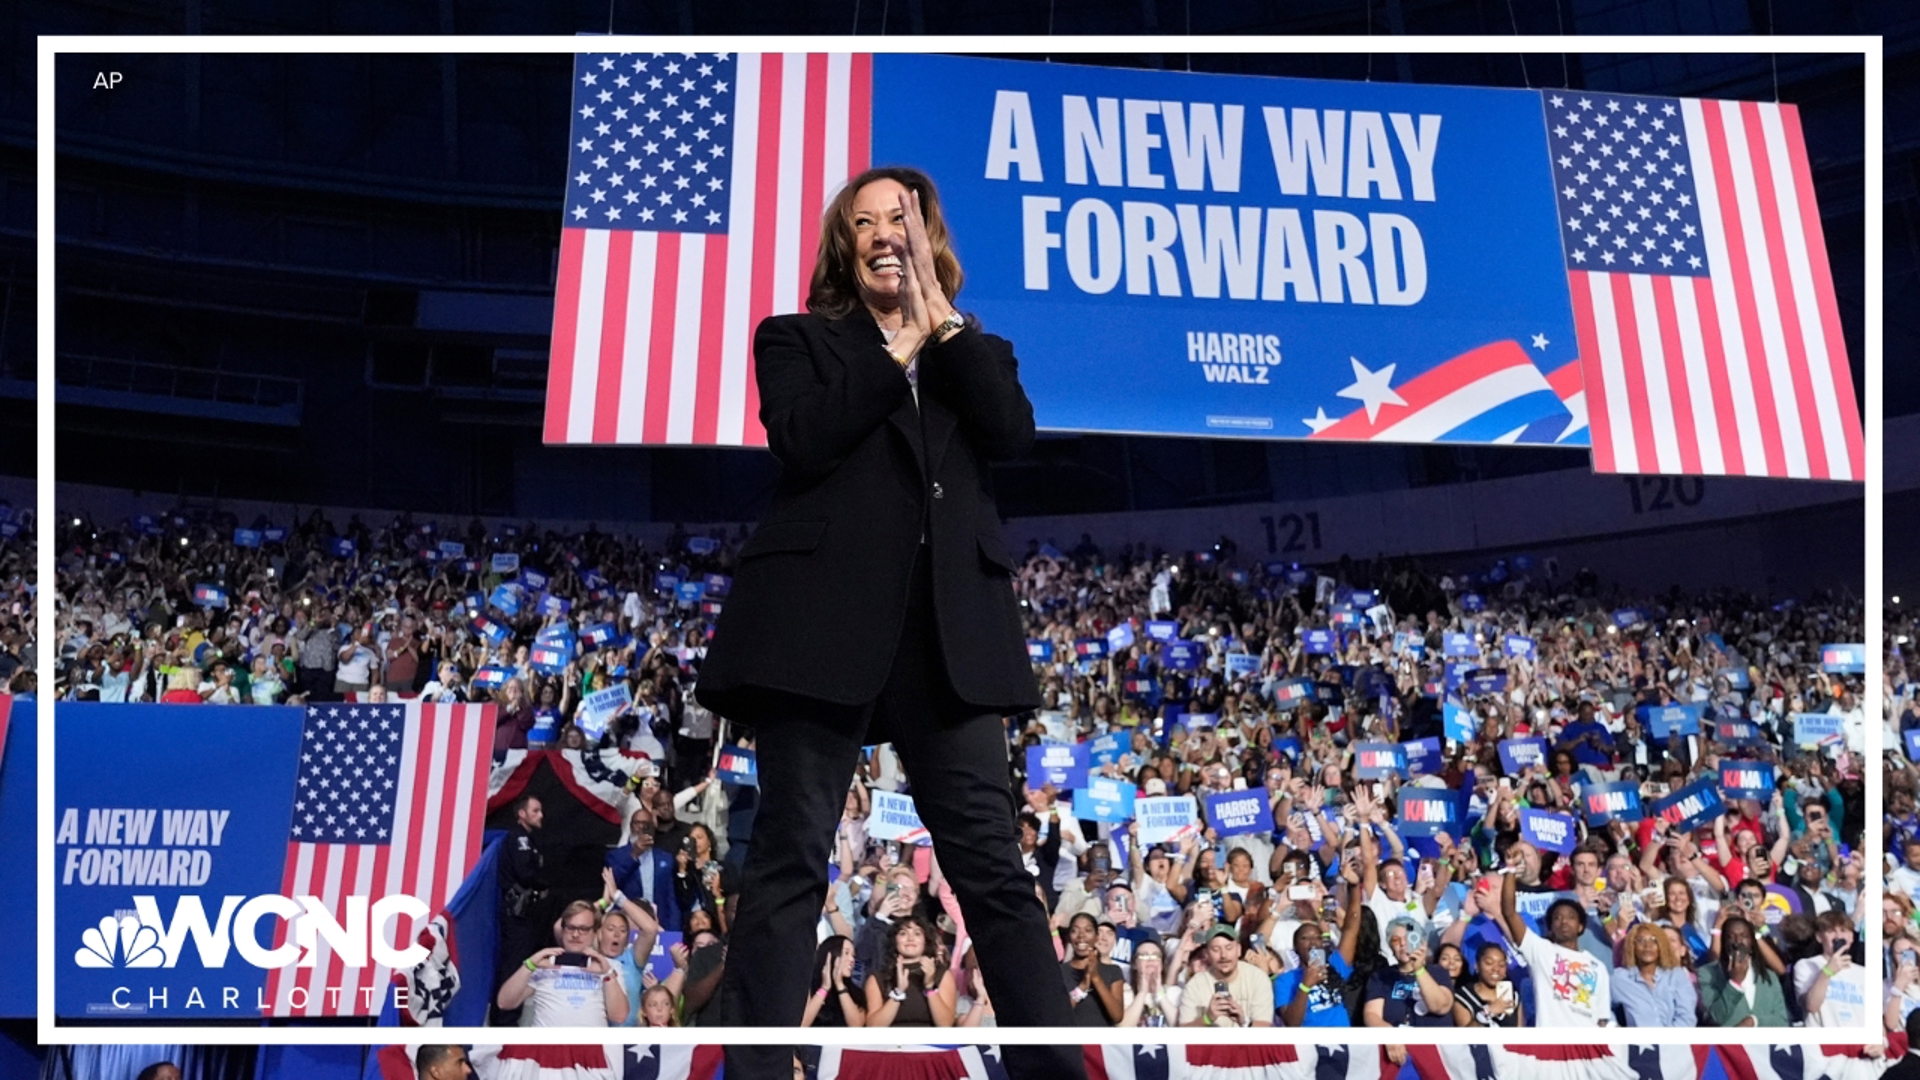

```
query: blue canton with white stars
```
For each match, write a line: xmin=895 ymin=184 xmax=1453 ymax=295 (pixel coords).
xmin=1545 ymin=92 xmax=1708 ymax=276
xmin=292 ymin=704 xmax=406 ymax=844
xmin=566 ymin=52 xmax=738 ymax=233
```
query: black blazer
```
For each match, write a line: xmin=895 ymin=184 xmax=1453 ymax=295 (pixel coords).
xmin=694 ymin=310 xmax=1044 ymax=728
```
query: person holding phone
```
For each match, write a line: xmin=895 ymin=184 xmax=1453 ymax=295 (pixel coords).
xmin=1883 ymin=933 xmax=1920 ymax=1035
xmin=1698 ymin=916 xmax=1790 ymax=1026
xmin=1178 ymin=926 xmax=1274 ymax=1027
xmin=1362 ymin=916 xmax=1454 ymax=1027
xmin=495 ymin=900 xmax=630 ymax=1026
xmin=1794 ymin=910 xmax=1867 ymax=1027
xmin=1452 ymin=942 xmax=1524 ymax=1027
xmin=1275 ymin=894 xmax=1365 ymax=1027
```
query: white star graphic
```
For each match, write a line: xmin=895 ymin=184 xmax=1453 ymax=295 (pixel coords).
xmin=1335 ymin=357 xmax=1405 ymax=423
xmin=1302 ymin=407 xmax=1337 ymax=434
xmin=1530 ymin=333 xmax=1550 ymax=350
xmin=630 ymin=1046 xmax=656 ymax=1062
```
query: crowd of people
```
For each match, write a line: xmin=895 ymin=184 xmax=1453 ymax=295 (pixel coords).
xmin=1884 ymin=602 xmax=1920 ymax=1037
xmin=47 ymin=507 xmax=1870 ymax=1029
xmin=0 ymin=501 xmax=33 ymax=699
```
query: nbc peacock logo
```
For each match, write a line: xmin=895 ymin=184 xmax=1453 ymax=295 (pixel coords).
xmin=74 ymin=914 xmax=166 ymax=968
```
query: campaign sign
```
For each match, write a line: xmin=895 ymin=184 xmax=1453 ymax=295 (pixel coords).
xmin=575 ymin=683 xmax=632 ymax=742
xmin=1107 ymin=622 xmax=1136 ymax=652
xmin=1791 ymin=712 xmax=1845 ymax=748
xmin=581 ymin=623 xmax=619 ymax=651
xmin=1072 ymin=777 xmax=1136 ymax=824
xmin=1519 ymin=809 xmax=1579 ymax=855
xmin=1719 ymin=760 xmax=1774 ymax=802
xmin=233 ymin=528 xmax=262 ymax=548
xmin=1122 ymin=676 xmax=1159 ymax=700
xmin=1203 ymin=790 xmax=1275 ymax=838
xmin=1715 ymin=719 xmax=1762 ymax=747
xmin=1353 ymin=741 xmax=1408 ymax=780
xmin=1272 ymin=735 xmax=1303 ymax=761
xmin=1272 ymin=678 xmax=1315 ymax=708
xmin=1347 ymin=590 xmax=1377 ymax=609
xmin=1145 ymin=620 xmax=1180 ymax=642
xmin=1504 ymin=635 xmax=1537 ymax=661
xmin=328 ymin=537 xmax=356 ymax=559
xmin=1302 ymin=628 xmax=1336 ymax=655
xmin=644 ymin=930 xmax=684 ymax=984
xmin=1820 ymin=643 xmax=1866 ymax=674
xmin=1719 ymin=666 xmax=1754 ymax=691
xmin=1026 ymin=742 xmax=1091 ymax=789
xmin=866 ymin=791 xmax=929 ymax=844
xmin=1329 ymin=609 xmax=1359 ymax=630
xmin=715 ymin=746 xmax=759 ymax=787
xmin=487 ymin=584 xmax=522 ymax=617
xmin=1027 ymin=640 xmax=1054 ymax=662
xmin=1135 ymin=795 xmax=1200 ymax=844
xmin=671 ymin=580 xmax=704 ymax=606
xmin=1443 ymin=697 xmax=1476 ymax=743
xmin=1463 ymin=670 xmax=1508 ymax=697
xmin=1640 ymin=702 xmax=1703 ymax=739
xmin=1460 ymin=593 xmax=1486 ymax=613
xmin=876 ymin=56 xmax=1582 ymax=446
xmin=653 ymin=572 xmax=680 ymax=596
xmin=529 ymin=642 xmax=568 ymax=675
xmin=1649 ymin=776 xmax=1728 ymax=833
xmin=1087 ymin=731 xmax=1128 ymax=768
xmin=437 ymin=540 xmax=466 ymax=559
xmin=1578 ymin=781 xmax=1643 ymax=826
xmin=1225 ymin=652 xmax=1260 ymax=678
xmin=519 ymin=569 xmax=550 ymax=594
xmin=1397 ymin=789 xmax=1462 ymax=837
xmin=1401 ymin=736 xmax=1442 ymax=777
xmin=1392 ymin=631 xmax=1426 ymax=658
xmin=470 ymin=665 xmax=511 ymax=690
xmin=191 ymin=583 xmax=229 ymax=609
xmin=1905 ymin=729 xmax=1920 ymax=763
xmin=1074 ymin=637 xmax=1109 ymax=660
xmin=490 ymin=552 xmax=520 ymax=575
xmin=1497 ymin=736 xmax=1548 ymax=774
xmin=1443 ymin=633 xmax=1477 ymax=658
xmin=1612 ymin=608 xmax=1646 ymax=629
xmin=537 ymin=593 xmax=571 ymax=618
xmin=1162 ymin=641 xmax=1203 ymax=670
xmin=686 ymin=536 xmax=720 ymax=556
xmin=56 ymin=704 xmax=312 ymax=1018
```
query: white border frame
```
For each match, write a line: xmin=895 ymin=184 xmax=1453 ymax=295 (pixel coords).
xmin=36 ymin=31 xmax=1882 ymax=1047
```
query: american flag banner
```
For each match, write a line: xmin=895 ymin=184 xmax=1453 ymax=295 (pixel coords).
xmin=264 ymin=701 xmax=494 ymax=1017
xmin=1547 ymin=91 xmax=1863 ymax=479
xmin=546 ymin=51 xmax=872 ymax=446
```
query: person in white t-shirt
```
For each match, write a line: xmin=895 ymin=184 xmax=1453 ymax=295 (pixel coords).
xmin=1794 ymin=910 xmax=1867 ymax=1028
xmin=494 ymin=900 xmax=630 ymax=1026
xmin=1497 ymin=850 xmax=1612 ymax=1026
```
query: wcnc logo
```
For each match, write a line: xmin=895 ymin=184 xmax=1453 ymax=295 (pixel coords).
xmin=73 ymin=894 xmax=430 ymax=970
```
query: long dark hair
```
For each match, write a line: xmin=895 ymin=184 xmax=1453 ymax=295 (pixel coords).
xmin=810 ymin=934 xmax=852 ymax=994
xmin=873 ymin=914 xmax=947 ymax=994
xmin=806 ymin=166 xmax=964 ymax=320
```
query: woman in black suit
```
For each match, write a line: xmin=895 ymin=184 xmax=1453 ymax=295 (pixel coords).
xmin=696 ymin=166 xmax=1082 ymax=1079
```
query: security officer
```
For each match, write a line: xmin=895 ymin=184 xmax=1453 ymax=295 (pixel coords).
xmin=493 ymin=793 xmax=547 ymax=1025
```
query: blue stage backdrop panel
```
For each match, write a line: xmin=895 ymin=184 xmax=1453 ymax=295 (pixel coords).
xmin=874 ymin=54 xmax=1582 ymax=446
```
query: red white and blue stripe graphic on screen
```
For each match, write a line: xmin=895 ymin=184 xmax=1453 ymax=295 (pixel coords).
xmin=1549 ymin=91 xmax=1863 ymax=478
xmin=265 ymin=701 xmax=493 ymax=1017
xmin=546 ymin=52 xmax=873 ymax=446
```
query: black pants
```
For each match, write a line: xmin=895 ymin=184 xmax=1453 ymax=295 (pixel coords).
xmin=297 ymin=666 xmax=335 ymax=703
xmin=721 ymin=550 xmax=1083 ymax=1080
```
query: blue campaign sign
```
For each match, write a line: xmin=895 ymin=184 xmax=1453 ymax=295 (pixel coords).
xmin=1027 ymin=742 xmax=1091 ymax=789
xmin=1443 ymin=633 xmax=1477 ymax=658
xmin=686 ymin=536 xmax=720 ymax=556
xmin=875 ymin=55 xmax=1581 ymax=446
xmin=1519 ymin=808 xmax=1579 ymax=855
xmin=1121 ymin=675 xmax=1158 ymax=700
xmin=537 ymin=593 xmax=571 ymax=618
xmin=1225 ymin=652 xmax=1260 ymax=678
xmin=1715 ymin=719 xmax=1762 ymax=747
xmin=1072 ymin=776 xmax=1136 ymax=824
xmin=1650 ymin=776 xmax=1728 ymax=833
xmin=1135 ymin=796 xmax=1200 ymax=844
xmin=1904 ymin=729 xmax=1920 ymax=763
xmin=520 ymin=569 xmax=550 ymax=593
xmin=437 ymin=540 xmax=467 ymax=559
xmin=233 ymin=528 xmax=262 ymax=548
xmin=1504 ymin=635 xmax=1537 ymax=661
xmin=1397 ymin=789 xmax=1462 ymax=837
xmin=1162 ymin=640 xmax=1203 ymax=670
xmin=1272 ymin=735 xmax=1303 ymax=761
xmin=1640 ymin=702 xmax=1703 ymax=739
xmin=1352 ymin=741 xmax=1408 ymax=780
xmin=1720 ymin=666 xmax=1754 ymax=691
xmin=1027 ymin=639 xmax=1054 ymax=662
xmin=1392 ymin=631 xmax=1426 ymax=658
xmin=1719 ymin=760 xmax=1774 ymax=802
xmin=1460 ymin=593 xmax=1486 ymax=613
xmin=1497 ymin=736 xmax=1548 ymax=774
xmin=1107 ymin=622 xmax=1136 ymax=651
xmin=644 ymin=930 xmax=684 ymax=984
xmin=1087 ymin=731 xmax=1128 ymax=767
xmin=1301 ymin=628 xmax=1336 ymax=654
xmin=575 ymin=684 xmax=631 ymax=741
xmin=1272 ymin=678 xmax=1315 ymax=708
xmin=192 ymin=583 xmax=229 ymax=609
xmin=1145 ymin=620 xmax=1180 ymax=642
xmin=1401 ymin=736 xmax=1442 ymax=776
xmin=1792 ymin=711 xmax=1845 ymax=748
xmin=56 ymin=704 xmax=306 ymax=1018
xmin=1612 ymin=608 xmax=1646 ymax=629
xmin=1203 ymin=790 xmax=1275 ymax=838
xmin=470 ymin=665 xmax=511 ymax=690
xmin=703 ymin=573 xmax=732 ymax=597
xmin=581 ymin=623 xmax=620 ymax=651
xmin=1578 ymin=781 xmax=1644 ymax=826
xmin=1463 ymin=669 xmax=1508 ymax=697
xmin=328 ymin=537 xmax=356 ymax=559
xmin=490 ymin=552 xmax=520 ymax=575
xmin=1347 ymin=590 xmax=1377 ymax=609
xmin=1073 ymin=637 xmax=1109 ymax=660
xmin=653 ymin=571 xmax=680 ymax=596
xmin=487 ymin=584 xmax=522 ymax=617
xmin=1443 ymin=697 xmax=1476 ymax=742
xmin=528 ymin=642 xmax=568 ymax=675
xmin=1820 ymin=643 xmax=1866 ymax=674
xmin=675 ymin=580 xmax=707 ymax=606
xmin=715 ymin=746 xmax=759 ymax=787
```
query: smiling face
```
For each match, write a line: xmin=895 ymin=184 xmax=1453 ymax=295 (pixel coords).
xmin=895 ymin=921 xmax=926 ymax=959
xmin=849 ymin=179 xmax=911 ymax=315
xmin=1067 ymin=914 xmax=1097 ymax=957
